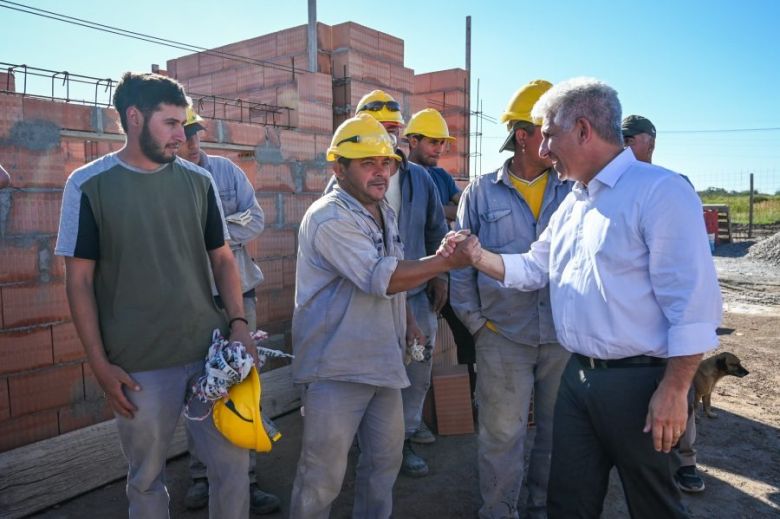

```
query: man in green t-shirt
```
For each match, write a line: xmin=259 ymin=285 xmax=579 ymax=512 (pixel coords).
xmin=56 ymin=72 xmax=255 ymax=519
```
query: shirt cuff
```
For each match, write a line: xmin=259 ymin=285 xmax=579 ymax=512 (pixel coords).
xmin=370 ymin=256 xmax=400 ymax=299
xmin=667 ymin=322 xmax=719 ymax=357
xmin=500 ymin=253 xmax=520 ymax=288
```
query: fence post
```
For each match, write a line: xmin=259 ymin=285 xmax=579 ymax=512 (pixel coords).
xmin=748 ymin=173 xmax=754 ymax=239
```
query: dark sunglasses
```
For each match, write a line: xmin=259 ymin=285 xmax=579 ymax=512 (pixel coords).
xmin=358 ymin=100 xmax=401 ymax=112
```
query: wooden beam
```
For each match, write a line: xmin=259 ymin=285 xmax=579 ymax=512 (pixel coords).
xmin=0 ymin=365 xmax=299 ymax=519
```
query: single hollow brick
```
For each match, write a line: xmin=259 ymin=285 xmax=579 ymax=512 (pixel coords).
xmin=1 ymin=282 xmax=71 ymax=328
xmin=0 ymin=326 xmax=54 ymax=375
xmin=8 ymin=363 xmax=84 ymax=416
xmin=0 ymin=410 xmax=59 ymax=453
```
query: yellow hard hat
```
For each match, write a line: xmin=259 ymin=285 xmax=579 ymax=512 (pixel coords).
xmin=355 ymin=90 xmax=405 ymax=125
xmin=185 ymin=105 xmax=205 ymax=138
xmin=326 ymin=113 xmax=402 ymax=162
xmin=499 ymin=80 xmax=553 ymax=124
xmin=403 ymin=108 xmax=455 ymax=141
xmin=212 ymin=367 xmax=274 ymax=452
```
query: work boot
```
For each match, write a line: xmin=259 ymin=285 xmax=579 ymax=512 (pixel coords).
xmin=250 ymin=484 xmax=281 ymax=514
xmin=675 ymin=465 xmax=705 ymax=493
xmin=410 ymin=421 xmax=435 ymax=444
xmin=401 ymin=439 xmax=429 ymax=477
xmin=184 ymin=478 xmax=209 ymax=510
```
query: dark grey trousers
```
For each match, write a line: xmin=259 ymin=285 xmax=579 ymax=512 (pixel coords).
xmin=547 ymin=356 xmax=689 ymax=519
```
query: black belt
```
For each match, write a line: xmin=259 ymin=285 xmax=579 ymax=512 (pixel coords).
xmin=574 ymin=353 xmax=667 ymax=369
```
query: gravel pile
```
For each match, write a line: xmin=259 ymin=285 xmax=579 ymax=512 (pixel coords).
xmin=746 ymin=231 xmax=780 ymax=266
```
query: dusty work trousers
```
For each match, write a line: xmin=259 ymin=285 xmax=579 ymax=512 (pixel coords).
xmin=187 ymin=295 xmax=257 ymax=481
xmin=547 ymin=357 xmax=689 ymax=519
xmin=115 ymin=361 xmax=250 ymax=519
xmin=475 ymin=328 xmax=570 ymax=519
xmin=402 ymin=291 xmax=437 ymax=437
xmin=676 ymin=410 xmax=697 ymax=466
xmin=290 ymin=380 xmax=404 ymax=519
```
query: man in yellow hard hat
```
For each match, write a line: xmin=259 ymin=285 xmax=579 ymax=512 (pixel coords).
xmin=177 ymin=105 xmax=280 ymax=515
xmin=405 ymin=108 xmax=477 ymax=396
xmin=324 ymin=91 xmax=450 ymax=477
xmin=450 ymin=79 xmax=572 ymax=519
xmin=290 ymin=113 xmax=480 ymax=517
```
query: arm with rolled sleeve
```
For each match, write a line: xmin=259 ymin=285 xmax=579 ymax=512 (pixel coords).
xmin=314 ymin=219 xmax=399 ymax=299
xmin=643 ymin=175 xmax=722 ymax=357
xmin=449 ymin=184 xmax=487 ymax=335
xmin=224 ymin=162 xmax=264 ymax=246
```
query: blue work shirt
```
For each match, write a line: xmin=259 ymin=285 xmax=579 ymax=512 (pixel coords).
xmin=323 ymin=151 xmax=448 ymax=297
xmin=450 ymin=158 xmax=572 ymax=346
xmin=292 ymin=185 xmax=409 ymax=388
xmin=425 ymin=165 xmax=460 ymax=206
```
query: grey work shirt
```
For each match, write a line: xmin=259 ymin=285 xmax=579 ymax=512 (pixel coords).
xmin=292 ymin=185 xmax=410 ymax=389
xmin=450 ymin=159 xmax=572 ymax=346
xmin=199 ymin=151 xmax=265 ymax=294
xmin=323 ymin=150 xmax=448 ymax=297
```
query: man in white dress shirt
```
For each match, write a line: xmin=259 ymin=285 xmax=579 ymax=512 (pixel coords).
xmin=439 ymin=77 xmax=721 ymax=519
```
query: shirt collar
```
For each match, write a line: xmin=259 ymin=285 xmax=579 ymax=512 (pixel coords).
xmin=574 ymin=147 xmax=636 ymax=198
xmin=332 ymin=184 xmax=392 ymax=221
xmin=198 ymin=150 xmax=210 ymax=169
xmin=495 ymin=157 xmax=560 ymax=188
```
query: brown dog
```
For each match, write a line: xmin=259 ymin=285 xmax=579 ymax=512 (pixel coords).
xmin=694 ymin=352 xmax=749 ymax=418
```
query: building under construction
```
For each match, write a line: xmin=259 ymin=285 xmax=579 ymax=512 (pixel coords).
xmin=0 ymin=20 xmax=471 ymax=518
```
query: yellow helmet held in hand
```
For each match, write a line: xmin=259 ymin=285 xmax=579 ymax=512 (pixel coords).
xmin=212 ymin=367 xmax=275 ymax=452
xmin=326 ymin=113 xmax=402 ymax=162
xmin=403 ymin=108 xmax=455 ymax=141
xmin=355 ymin=90 xmax=405 ymax=125
xmin=499 ymin=79 xmax=553 ymax=124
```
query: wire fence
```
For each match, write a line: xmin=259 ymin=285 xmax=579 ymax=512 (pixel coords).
xmin=696 ymin=170 xmax=780 ymax=242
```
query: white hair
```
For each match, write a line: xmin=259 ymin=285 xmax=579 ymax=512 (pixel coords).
xmin=531 ymin=77 xmax=623 ymax=146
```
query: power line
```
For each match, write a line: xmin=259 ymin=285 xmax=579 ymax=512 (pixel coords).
xmin=480 ymin=126 xmax=780 ymax=139
xmin=0 ymin=0 xmax=303 ymax=74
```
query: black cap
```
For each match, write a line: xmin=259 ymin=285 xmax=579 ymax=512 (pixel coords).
xmin=622 ymin=115 xmax=656 ymax=138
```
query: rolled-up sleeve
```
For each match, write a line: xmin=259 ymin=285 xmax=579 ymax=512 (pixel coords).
xmin=314 ymin=219 xmax=399 ymax=298
xmin=643 ymin=175 xmax=722 ymax=356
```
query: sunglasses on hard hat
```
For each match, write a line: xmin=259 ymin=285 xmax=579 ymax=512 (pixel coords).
xmin=336 ymin=134 xmax=391 ymax=147
xmin=359 ymin=100 xmax=401 ymax=113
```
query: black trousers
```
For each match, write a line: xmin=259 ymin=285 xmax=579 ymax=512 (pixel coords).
xmin=547 ymin=356 xmax=689 ymax=519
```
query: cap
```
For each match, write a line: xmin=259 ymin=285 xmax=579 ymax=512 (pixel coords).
xmin=622 ymin=115 xmax=656 ymax=138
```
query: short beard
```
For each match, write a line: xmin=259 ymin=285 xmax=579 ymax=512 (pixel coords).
xmin=139 ymin=118 xmax=175 ymax=164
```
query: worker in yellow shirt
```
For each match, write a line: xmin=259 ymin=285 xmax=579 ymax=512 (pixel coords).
xmin=449 ymin=80 xmax=572 ymax=519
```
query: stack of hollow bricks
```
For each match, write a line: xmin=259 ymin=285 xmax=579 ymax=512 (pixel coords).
xmin=0 ymin=21 xmax=469 ymax=453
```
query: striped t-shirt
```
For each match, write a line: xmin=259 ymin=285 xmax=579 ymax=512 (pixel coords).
xmin=55 ymin=153 xmax=229 ymax=372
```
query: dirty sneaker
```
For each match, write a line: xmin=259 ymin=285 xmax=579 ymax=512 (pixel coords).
xmin=411 ymin=421 xmax=435 ymax=444
xmin=184 ymin=478 xmax=209 ymax=510
xmin=250 ymin=484 xmax=281 ymax=514
xmin=401 ymin=439 xmax=429 ymax=477
xmin=675 ymin=465 xmax=705 ymax=493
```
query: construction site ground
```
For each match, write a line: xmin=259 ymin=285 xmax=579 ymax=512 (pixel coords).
xmin=30 ymin=239 xmax=780 ymax=519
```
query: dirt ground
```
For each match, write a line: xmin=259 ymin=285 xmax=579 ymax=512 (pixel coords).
xmin=30 ymin=243 xmax=780 ymax=519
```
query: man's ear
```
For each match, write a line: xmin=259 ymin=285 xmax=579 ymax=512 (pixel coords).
xmin=333 ymin=161 xmax=346 ymax=179
xmin=126 ymin=106 xmax=143 ymax=130
xmin=575 ymin=117 xmax=592 ymax=144
xmin=514 ymin=128 xmax=526 ymax=148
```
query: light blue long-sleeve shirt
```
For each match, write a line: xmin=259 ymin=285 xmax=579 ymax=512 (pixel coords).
xmin=502 ymin=149 xmax=722 ymax=359
xmin=450 ymin=160 xmax=571 ymax=345
xmin=200 ymin=151 xmax=265 ymax=294
xmin=292 ymin=185 xmax=409 ymax=388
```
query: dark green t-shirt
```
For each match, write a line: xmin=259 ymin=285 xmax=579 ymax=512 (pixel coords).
xmin=55 ymin=153 xmax=228 ymax=372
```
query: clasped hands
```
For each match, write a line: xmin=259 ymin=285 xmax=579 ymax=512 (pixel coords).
xmin=437 ymin=229 xmax=482 ymax=268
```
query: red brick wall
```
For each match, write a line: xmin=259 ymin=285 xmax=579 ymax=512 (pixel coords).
xmin=0 ymin=90 xmax=315 ymax=452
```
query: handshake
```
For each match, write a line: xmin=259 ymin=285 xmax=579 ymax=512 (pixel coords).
xmin=437 ymin=230 xmax=483 ymax=269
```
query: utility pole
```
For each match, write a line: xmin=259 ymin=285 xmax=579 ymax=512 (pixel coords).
xmin=748 ymin=172 xmax=754 ymax=239
xmin=307 ymin=0 xmax=317 ymax=73
xmin=465 ymin=16 xmax=471 ymax=179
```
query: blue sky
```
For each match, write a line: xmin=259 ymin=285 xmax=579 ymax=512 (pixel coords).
xmin=2 ymin=0 xmax=779 ymax=192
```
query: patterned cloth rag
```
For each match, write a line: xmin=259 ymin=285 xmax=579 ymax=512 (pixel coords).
xmin=184 ymin=328 xmax=294 ymax=420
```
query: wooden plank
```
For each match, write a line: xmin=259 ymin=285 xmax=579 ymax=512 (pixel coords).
xmin=0 ymin=365 xmax=298 ymax=519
